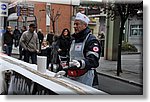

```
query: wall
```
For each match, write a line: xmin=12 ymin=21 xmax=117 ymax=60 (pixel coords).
xmin=125 ymin=17 xmax=143 ymax=52
xmin=50 ymin=4 xmax=72 ymax=35
xmin=105 ymin=16 xmax=120 ymax=61
xmin=34 ymin=3 xmax=72 ymax=35
xmin=34 ymin=3 xmax=47 ymax=35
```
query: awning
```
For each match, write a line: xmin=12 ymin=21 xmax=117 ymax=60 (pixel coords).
xmin=7 ymin=13 xmax=18 ymax=21
xmin=7 ymin=13 xmax=36 ymax=22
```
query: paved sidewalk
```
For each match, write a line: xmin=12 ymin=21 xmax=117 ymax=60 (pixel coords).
xmin=96 ymin=54 xmax=143 ymax=85
xmin=12 ymin=46 xmax=19 ymax=55
xmin=11 ymin=46 xmax=143 ymax=85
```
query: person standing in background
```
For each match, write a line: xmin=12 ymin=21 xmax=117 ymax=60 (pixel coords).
xmin=13 ymin=26 xmax=21 ymax=47
xmin=19 ymin=24 xmax=39 ymax=64
xmin=18 ymin=26 xmax=27 ymax=60
xmin=37 ymin=29 xmax=44 ymax=53
xmin=46 ymin=30 xmax=54 ymax=69
xmin=46 ymin=30 xmax=54 ymax=46
xmin=57 ymin=28 xmax=71 ymax=69
xmin=57 ymin=28 xmax=71 ymax=57
xmin=3 ymin=26 xmax=14 ymax=56
xmin=99 ymin=32 xmax=105 ymax=57
xmin=38 ymin=30 xmax=49 ymax=56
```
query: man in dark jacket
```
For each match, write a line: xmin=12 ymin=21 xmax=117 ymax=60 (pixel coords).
xmin=37 ymin=29 xmax=44 ymax=52
xmin=13 ymin=26 xmax=21 ymax=47
xmin=3 ymin=26 xmax=14 ymax=56
xmin=55 ymin=12 xmax=101 ymax=87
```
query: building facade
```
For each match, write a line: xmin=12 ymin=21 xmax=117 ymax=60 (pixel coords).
xmin=6 ymin=1 xmax=76 ymax=35
xmin=125 ymin=17 xmax=143 ymax=52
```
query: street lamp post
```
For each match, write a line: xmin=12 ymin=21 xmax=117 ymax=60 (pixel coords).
xmin=24 ymin=0 xmax=27 ymax=27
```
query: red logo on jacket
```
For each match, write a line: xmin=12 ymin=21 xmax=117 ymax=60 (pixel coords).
xmin=93 ymin=47 xmax=99 ymax=52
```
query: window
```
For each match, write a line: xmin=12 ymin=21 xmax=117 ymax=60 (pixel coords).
xmin=130 ymin=25 xmax=143 ymax=36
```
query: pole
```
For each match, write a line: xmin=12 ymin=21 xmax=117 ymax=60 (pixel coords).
xmin=117 ymin=24 xmax=124 ymax=76
xmin=25 ymin=16 xmax=27 ymax=27
xmin=0 ymin=16 xmax=3 ymax=52
xmin=24 ymin=0 xmax=27 ymax=27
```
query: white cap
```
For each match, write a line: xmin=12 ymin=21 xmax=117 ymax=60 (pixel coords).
xmin=75 ymin=12 xmax=90 ymax=25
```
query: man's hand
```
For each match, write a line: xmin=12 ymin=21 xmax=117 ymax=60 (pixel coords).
xmin=69 ymin=60 xmax=81 ymax=69
xmin=36 ymin=49 xmax=40 ymax=53
xmin=58 ymin=48 xmax=62 ymax=52
xmin=54 ymin=70 xmax=66 ymax=78
xmin=3 ymin=44 xmax=7 ymax=46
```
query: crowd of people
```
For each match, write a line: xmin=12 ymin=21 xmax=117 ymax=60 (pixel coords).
xmin=2 ymin=12 xmax=101 ymax=87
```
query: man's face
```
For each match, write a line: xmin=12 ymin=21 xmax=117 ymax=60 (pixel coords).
xmin=74 ymin=20 xmax=86 ymax=34
xmin=29 ymin=26 xmax=36 ymax=33
xmin=7 ymin=28 xmax=12 ymax=32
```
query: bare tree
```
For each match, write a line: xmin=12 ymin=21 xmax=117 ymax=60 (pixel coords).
xmin=47 ymin=7 xmax=61 ymax=34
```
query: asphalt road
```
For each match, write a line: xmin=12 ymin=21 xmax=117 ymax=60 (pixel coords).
xmin=97 ymin=73 xmax=143 ymax=95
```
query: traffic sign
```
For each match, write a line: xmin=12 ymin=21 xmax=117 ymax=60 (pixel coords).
xmin=0 ymin=2 xmax=8 ymax=16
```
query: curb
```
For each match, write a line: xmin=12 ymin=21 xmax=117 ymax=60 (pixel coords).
xmin=97 ymin=72 xmax=143 ymax=87
xmin=12 ymin=53 xmax=19 ymax=55
xmin=121 ymin=52 xmax=141 ymax=55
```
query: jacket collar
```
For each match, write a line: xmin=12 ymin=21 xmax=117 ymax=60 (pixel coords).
xmin=72 ymin=27 xmax=91 ymax=41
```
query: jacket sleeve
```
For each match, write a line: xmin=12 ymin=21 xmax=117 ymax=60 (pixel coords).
xmin=3 ymin=33 xmax=6 ymax=44
xmin=19 ymin=33 xmax=27 ymax=50
xmin=82 ymin=39 xmax=101 ymax=70
xmin=36 ymin=34 xmax=40 ymax=51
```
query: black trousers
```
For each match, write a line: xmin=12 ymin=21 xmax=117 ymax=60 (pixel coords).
xmin=23 ymin=50 xmax=37 ymax=64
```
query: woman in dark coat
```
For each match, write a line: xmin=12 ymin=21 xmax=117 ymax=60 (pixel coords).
xmin=57 ymin=28 xmax=71 ymax=57
xmin=49 ymin=28 xmax=71 ymax=71
xmin=55 ymin=28 xmax=71 ymax=70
